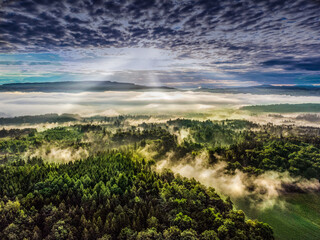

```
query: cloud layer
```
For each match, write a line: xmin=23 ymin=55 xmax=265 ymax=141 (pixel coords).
xmin=1 ymin=0 xmax=320 ymax=86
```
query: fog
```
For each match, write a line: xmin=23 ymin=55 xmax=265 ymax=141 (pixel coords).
xmin=2 ymin=89 xmax=320 ymax=211
xmin=156 ymin=152 xmax=320 ymax=209
xmin=1 ymin=91 xmax=320 ymax=117
xmin=26 ymin=146 xmax=89 ymax=163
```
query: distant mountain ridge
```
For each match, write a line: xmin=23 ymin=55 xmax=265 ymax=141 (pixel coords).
xmin=197 ymin=85 xmax=320 ymax=96
xmin=0 ymin=113 xmax=80 ymax=125
xmin=1 ymin=82 xmax=320 ymax=96
xmin=241 ymin=103 xmax=320 ymax=113
xmin=0 ymin=81 xmax=174 ymax=92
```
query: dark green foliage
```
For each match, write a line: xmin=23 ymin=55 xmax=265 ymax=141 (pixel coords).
xmin=0 ymin=151 xmax=273 ymax=239
xmin=0 ymin=113 xmax=79 ymax=125
xmin=167 ymin=119 xmax=257 ymax=147
xmin=2 ymin=115 xmax=319 ymax=239
xmin=39 ymin=127 xmax=82 ymax=141
xmin=0 ymin=128 xmax=36 ymax=138
xmin=220 ymin=132 xmax=320 ymax=179
xmin=1 ymin=117 xmax=319 ymax=181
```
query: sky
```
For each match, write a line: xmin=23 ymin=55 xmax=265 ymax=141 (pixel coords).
xmin=0 ymin=0 xmax=320 ymax=88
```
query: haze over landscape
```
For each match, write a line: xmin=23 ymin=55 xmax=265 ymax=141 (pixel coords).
xmin=0 ymin=0 xmax=320 ymax=240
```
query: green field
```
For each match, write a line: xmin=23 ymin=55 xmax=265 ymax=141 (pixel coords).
xmin=235 ymin=193 xmax=320 ymax=240
xmin=241 ymin=103 xmax=320 ymax=113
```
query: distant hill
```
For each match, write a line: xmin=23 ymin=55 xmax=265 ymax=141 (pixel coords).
xmin=0 ymin=113 xmax=81 ymax=125
xmin=0 ymin=81 xmax=174 ymax=93
xmin=197 ymin=85 xmax=320 ymax=96
xmin=241 ymin=103 xmax=320 ymax=113
xmin=0 ymin=113 xmax=151 ymax=125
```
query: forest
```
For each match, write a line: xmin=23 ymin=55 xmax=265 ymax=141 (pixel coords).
xmin=1 ymin=115 xmax=320 ymax=239
xmin=1 ymin=116 xmax=319 ymax=182
xmin=0 ymin=151 xmax=273 ymax=240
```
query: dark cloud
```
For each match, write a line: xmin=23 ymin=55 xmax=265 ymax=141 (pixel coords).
xmin=262 ymin=57 xmax=320 ymax=71
xmin=0 ymin=0 xmax=319 ymax=51
xmin=0 ymin=0 xmax=320 ymax=85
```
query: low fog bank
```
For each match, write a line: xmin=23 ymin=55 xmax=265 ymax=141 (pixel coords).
xmin=1 ymin=90 xmax=320 ymax=130
xmin=247 ymin=113 xmax=320 ymax=128
xmin=1 ymin=91 xmax=320 ymax=117
xmin=25 ymin=146 xmax=89 ymax=163
xmin=156 ymin=152 xmax=320 ymax=210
